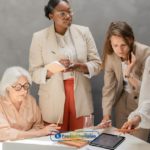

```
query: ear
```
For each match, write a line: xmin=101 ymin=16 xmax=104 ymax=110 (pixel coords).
xmin=49 ymin=13 xmax=53 ymax=20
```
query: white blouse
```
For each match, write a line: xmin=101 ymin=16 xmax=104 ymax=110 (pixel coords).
xmin=55 ymin=28 xmax=95 ymax=79
xmin=128 ymin=56 xmax=150 ymax=129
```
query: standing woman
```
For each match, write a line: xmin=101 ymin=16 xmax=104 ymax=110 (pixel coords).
xmin=101 ymin=21 xmax=150 ymax=141
xmin=29 ymin=0 xmax=101 ymax=131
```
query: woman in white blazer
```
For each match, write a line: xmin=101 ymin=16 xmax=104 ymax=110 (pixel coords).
xmin=29 ymin=0 xmax=101 ymax=131
xmin=121 ymin=56 xmax=150 ymax=130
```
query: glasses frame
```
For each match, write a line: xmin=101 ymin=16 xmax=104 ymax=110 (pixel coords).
xmin=12 ymin=82 xmax=30 ymax=91
xmin=53 ymin=9 xmax=73 ymax=19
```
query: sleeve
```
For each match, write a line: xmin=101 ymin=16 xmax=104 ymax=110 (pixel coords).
xmin=128 ymin=56 xmax=150 ymax=129
xmin=128 ymin=102 xmax=150 ymax=129
xmin=102 ymin=56 xmax=117 ymax=115
xmin=29 ymin=33 xmax=47 ymax=84
xmin=133 ymin=46 xmax=150 ymax=92
xmin=30 ymin=96 xmax=44 ymax=129
xmin=84 ymin=27 xmax=102 ymax=78
xmin=0 ymin=105 xmax=21 ymax=141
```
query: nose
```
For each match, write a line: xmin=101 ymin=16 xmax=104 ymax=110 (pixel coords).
xmin=118 ymin=46 xmax=124 ymax=53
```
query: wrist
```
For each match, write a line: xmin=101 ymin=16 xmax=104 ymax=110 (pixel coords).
xmin=103 ymin=114 xmax=111 ymax=120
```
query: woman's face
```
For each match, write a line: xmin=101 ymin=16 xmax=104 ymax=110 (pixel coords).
xmin=49 ymin=1 xmax=73 ymax=32
xmin=7 ymin=76 xmax=29 ymax=103
xmin=110 ymin=35 xmax=130 ymax=60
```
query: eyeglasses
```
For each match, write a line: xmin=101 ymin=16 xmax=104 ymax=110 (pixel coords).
xmin=54 ymin=9 xmax=73 ymax=19
xmin=12 ymin=83 xmax=30 ymax=91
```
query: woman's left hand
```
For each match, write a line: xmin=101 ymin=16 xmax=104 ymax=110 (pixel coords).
xmin=124 ymin=52 xmax=136 ymax=76
xmin=66 ymin=63 xmax=89 ymax=74
xmin=128 ymin=52 xmax=136 ymax=69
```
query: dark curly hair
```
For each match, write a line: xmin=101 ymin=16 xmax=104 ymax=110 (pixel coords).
xmin=44 ymin=0 xmax=69 ymax=20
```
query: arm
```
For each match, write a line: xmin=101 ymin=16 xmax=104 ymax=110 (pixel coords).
xmin=84 ymin=27 xmax=102 ymax=77
xmin=121 ymin=56 xmax=150 ymax=131
xmin=101 ymin=56 xmax=117 ymax=125
xmin=0 ymin=124 xmax=59 ymax=141
xmin=68 ymin=27 xmax=102 ymax=77
xmin=29 ymin=33 xmax=48 ymax=84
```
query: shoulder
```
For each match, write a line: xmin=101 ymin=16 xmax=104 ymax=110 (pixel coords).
xmin=71 ymin=24 xmax=90 ymax=34
xmin=26 ymin=94 xmax=38 ymax=106
xmin=135 ymin=41 xmax=150 ymax=53
xmin=33 ymin=27 xmax=50 ymax=38
xmin=71 ymin=24 xmax=89 ymax=30
xmin=145 ymin=56 xmax=150 ymax=68
xmin=134 ymin=41 xmax=150 ymax=61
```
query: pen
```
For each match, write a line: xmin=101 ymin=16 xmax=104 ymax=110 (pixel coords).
xmin=99 ymin=120 xmax=112 ymax=126
xmin=51 ymin=51 xmax=56 ymax=54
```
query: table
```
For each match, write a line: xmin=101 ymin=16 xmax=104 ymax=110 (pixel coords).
xmin=1 ymin=127 xmax=150 ymax=150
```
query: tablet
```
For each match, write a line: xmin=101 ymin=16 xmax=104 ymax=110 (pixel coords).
xmin=89 ymin=133 xmax=125 ymax=150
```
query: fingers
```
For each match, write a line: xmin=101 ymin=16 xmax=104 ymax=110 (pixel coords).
xmin=59 ymin=59 xmax=70 ymax=68
xmin=99 ymin=119 xmax=112 ymax=128
xmin=117 ymin=121 xmax=135 ymax=134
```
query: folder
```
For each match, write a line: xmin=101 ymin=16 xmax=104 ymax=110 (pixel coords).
xmin=45 ymin=61 xmax=66 ymax=74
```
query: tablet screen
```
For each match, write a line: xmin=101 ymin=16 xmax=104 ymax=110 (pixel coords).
xmin=89 ymin=133 xmax=125 ymax=149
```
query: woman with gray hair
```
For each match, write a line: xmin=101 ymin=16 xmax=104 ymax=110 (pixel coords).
xmin=0 ymin=66 xmax=59 ymax=141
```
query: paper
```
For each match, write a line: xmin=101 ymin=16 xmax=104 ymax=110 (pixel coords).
xmin=45 ymin=61 xmax=66 ymax=74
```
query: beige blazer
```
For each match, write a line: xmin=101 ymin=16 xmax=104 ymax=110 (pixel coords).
xmin=102 ymin=42 xmax=150 ymax=115
xmin=29 ymin=24 xmax=101 ymax=123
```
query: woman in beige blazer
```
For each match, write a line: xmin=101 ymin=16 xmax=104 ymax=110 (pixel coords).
xmin=101 ymin=21 xmax=150 ymax=141
xmin=29 ymin=0 xmax=101 ymax=131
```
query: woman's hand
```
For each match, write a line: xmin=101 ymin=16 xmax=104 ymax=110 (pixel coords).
xmin=59 ymin=59 xmax=71 ymax=68
xmin=119 ymin=116 xmax=141 ymax=133
xmin=99 ymin=115 xmax=112 ymax=128
xmin=46 ymin=70 xmax=53 ymax=79
xmin=41 ymin=124 xmax=60 ymax=135
xmin=67 ymin=63 xmax=89 ymax=74
xmin=125 ymin=52 xmax=136 ymax=76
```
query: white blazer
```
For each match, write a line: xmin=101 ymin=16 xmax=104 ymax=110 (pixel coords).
xmin=129 ymin=56 xmax=150 ymax=129
xmin=29 ymin=24 xmax=101 ymax=123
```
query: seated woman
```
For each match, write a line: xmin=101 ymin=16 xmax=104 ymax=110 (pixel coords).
xmin=0 ymin=66 xmax=59 ymax=141
xmin=121 ymin=56 xmax=150 ymax=131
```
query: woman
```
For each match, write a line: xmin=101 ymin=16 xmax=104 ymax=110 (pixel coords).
xmin=29 ymin=0 xmax=101 ymax=131
xmin=101 ymin=21 xmax=150 ymax=141
xmin=0 ymin=66 xmax=59 ymax=141
xmin=121 ymin=56 xmax=150 ymax=131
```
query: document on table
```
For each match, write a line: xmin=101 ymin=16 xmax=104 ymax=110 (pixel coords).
xmin=45 ymin=61 xmax=66 ymax=74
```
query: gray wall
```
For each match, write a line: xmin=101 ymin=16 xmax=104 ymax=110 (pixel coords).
xmin=0 ymin=0 xmax=150 ymax=124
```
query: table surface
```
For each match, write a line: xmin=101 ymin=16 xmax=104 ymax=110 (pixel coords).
xmin=1 ymin=127 xmax=150 ymax=150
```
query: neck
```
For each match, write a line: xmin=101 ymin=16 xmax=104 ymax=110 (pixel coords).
xmin=8 ymin=95 xmax=23 ymax=111
xmin=54 ymin=25 xmax=68 ymax=35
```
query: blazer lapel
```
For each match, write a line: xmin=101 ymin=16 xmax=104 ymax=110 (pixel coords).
xmin=114 ymin=54 xmax=124 ymax=90
xmin=69 ymin=25 xmax=82 ymax=89
xmin=69 ymin=25 xmax=82 ymax=61
xmin=45 ymin=24 xmax=66 ymax=60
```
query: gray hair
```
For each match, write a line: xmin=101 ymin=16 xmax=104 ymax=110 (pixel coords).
xmin=0 ymin=66 xmax=32 ymax=96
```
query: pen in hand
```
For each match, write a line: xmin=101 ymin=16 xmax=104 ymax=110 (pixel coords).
xmin=100 ymin=120 xmax=112 ymax=125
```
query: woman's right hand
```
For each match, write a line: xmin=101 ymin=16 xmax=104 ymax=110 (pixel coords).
xmin=59 ymin=59 xmax=71 ymax=68
xmin=99 ymin=115 xmax=112 ymax=128
xmin=42 ymin=124 xmax=60 ymax=136
xmin=46 ymin=70 xmax=53 ymax=79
